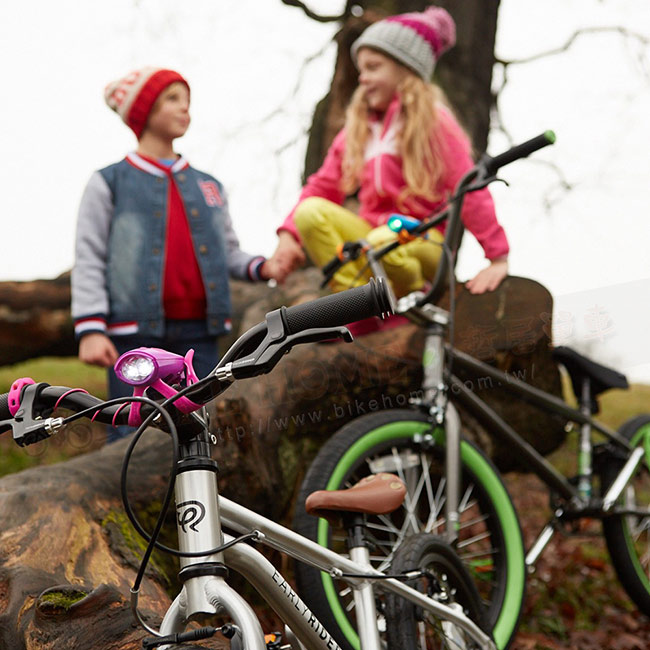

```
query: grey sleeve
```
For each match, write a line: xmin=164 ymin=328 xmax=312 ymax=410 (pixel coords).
xmin=71 ymin=171 xmax=113 ymax=323
xmin=219 ymin=188 xmax=265 ymax=281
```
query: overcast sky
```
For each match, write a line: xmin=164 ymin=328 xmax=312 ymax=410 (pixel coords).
xmin=1 ymin=0 xmax=649 ymax=381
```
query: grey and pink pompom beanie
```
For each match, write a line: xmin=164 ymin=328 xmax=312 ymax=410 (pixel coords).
xmin=351 ymin=6 xmax=456 ymax=80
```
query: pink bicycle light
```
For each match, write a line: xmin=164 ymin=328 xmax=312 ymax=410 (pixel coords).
xmin=114 ymin=348 xmax=186 ymax=387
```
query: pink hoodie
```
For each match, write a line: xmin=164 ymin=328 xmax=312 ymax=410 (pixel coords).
xmin=280 ymin=98 xmax=509 ymax=261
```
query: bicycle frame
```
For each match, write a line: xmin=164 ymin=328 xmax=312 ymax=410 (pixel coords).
xmin=447 ymin=345 xmax=646 ymax=567
xmin=153 ymin=430 xmax=494 ymax=650
xmin=407 ymin=306 xmax=646 ymax=570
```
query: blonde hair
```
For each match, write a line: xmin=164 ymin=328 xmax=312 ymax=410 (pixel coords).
xmin=341 ymin=73 xmax=447 ymax=209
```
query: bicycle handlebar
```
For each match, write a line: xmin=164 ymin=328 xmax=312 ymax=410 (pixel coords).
xmin=284 ymin=277 xmax=391 ymax=333
xmin=0 ymin=279 xmax=393 ymax=441
xmin=0 ymin=393 xmax=11 ymax=422
xmin=481 ymin=131 xmax=556 ymax=178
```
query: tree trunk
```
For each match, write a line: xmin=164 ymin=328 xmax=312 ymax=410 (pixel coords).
xmin=0 ymin=433 xmax=179 ymax=649
xmin=0 ymin=272 xmax=75 ymax=364
xmin=0 ymin=269 xmax=565 ymax=473
xmin=303 ymin=1 xmax=500 ymax=178
xmin=219 ymin=273 xmax=565 ymax=478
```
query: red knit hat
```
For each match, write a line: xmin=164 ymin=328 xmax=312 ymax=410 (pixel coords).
xmin=104 ymin=67 xmax=189 ymax=138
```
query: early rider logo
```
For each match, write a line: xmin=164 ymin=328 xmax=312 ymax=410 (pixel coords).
xmin=176 ymin=500 xmax=206 ymax=533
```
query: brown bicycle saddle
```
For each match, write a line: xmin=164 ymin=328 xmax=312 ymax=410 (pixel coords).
xmin=305 ymin=473 xmax=406 ymax=522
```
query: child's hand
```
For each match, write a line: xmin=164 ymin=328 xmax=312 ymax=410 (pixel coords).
xmin=465 ymin=258 xmax=508 ymax=294
xmin=273 ymin=231 xmax=306 ymax=276
xmin=260 ymin=256 xmax=291 ymax=284
xmin=78 ymin=333 xmax=119 ymax=368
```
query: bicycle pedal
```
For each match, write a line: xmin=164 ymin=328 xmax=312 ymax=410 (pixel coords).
xmin=142 ymin=626 xmax=217 ymax=648
xmin=264 ymin=631 xmax=283 ymax=649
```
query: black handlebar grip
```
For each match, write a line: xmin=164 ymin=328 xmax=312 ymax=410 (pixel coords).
xmin=0 ymin=392 xmax=11 ymax=420
xmin=283 ymin=278 xmax=393 ymax=335
xmin=483 ymin=131 xmax=556 ymax=176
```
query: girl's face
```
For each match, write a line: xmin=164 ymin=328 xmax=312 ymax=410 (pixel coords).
xmin=146 ymin=82 xmax=191 ymax=140
xmin=357 ymin=48 xmax=409 ymax=113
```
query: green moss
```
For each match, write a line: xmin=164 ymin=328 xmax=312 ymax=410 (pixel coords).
xmin=101 ymin=507 xmax=179 ymax=594
xmin=40 ymin=590 xmax=87 ymax=610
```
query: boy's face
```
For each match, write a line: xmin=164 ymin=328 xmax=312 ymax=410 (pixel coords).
xmin=144 ymin=82 xmax=191 ymax=141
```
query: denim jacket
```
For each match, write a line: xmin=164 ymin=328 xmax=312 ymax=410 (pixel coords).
xmin=72 ymin=154 xmax=264 ymax=338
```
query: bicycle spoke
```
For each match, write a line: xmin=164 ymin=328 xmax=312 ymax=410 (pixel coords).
xmin=424 ymin=477 xmax=447 ymax=533
xmin=457 ymin=513 xmax=489 ymax=530
xmin=366 ymin=521 xmax=404 ymax=535
xmin=458 ymin=546 xmax=500 ymax=560
xmin=457 ymin=530 xmax=492 ymax=548
xmin=391 ymin=447 xmax=423 ymax=532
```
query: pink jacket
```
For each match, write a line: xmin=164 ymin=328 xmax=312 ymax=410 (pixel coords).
xmin=280 ymin=98 xmax=509 ymax=261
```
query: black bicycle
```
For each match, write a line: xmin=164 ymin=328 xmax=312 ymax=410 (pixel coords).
xmin=291 ymin=132 xmax=650 ymax=650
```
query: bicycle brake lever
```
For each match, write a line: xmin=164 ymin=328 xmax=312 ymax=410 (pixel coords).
xmin=2 ymin=382 xmax=57 ymax=447
xmin=231 ymin=327 xmax=352 ymax=378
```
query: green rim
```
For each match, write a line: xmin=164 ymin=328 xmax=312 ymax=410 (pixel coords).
xmin=317 ymin=421 xmax=525 ymax=650
xmin=622 ymin=424 xmax=650 ymax=591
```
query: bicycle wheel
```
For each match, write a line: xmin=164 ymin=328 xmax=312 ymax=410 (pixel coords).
xmin=385 ymin=533 xmax=488 ymax=649
xmin=600 ymin=414 xmax=650 ymax=615
xmin=292 ymin=409 xmax=525 ymax=650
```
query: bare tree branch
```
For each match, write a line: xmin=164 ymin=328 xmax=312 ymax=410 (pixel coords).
xmin=489 ymin=24 xmax=649 ymax=213
xmin=221 ymin=40 xmax=332 ymax=138
xmin=280 ymin=0 xmax=348 ymax=23
xmin=496 ymin=26 xmax=650 ymax=66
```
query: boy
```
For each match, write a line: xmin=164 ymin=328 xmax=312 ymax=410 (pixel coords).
xmin=71 ymin=67 xmax=286 ymax=441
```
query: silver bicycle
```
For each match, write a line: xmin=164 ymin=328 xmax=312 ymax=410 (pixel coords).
xmin=0 ymin=280 xmax=494 ymax=650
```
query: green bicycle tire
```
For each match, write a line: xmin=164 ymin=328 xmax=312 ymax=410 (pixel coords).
xmin=292 ymin=409 xmax=525 ymax=650
xmin=601 ymin=414 xmax=650 ymax=615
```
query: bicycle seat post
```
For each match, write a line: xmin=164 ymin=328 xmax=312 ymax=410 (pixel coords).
xmin=342 ymin=513 xmax=382 ymax=650
xmin=577 ymin=377 xmax=594 ymax=500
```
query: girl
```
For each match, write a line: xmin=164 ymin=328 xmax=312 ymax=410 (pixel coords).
xmin=274 ymin=6 xmax=509 ymax=299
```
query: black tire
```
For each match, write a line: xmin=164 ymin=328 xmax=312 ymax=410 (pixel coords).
xmin=292 ymin=409 xmax=525 ymax=650
xmin=385 ymin=533 xmax=489 ymax=649
xmin=600 ymin=414 xmax=650 ymax=615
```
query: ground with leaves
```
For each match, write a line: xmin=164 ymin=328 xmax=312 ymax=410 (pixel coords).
xmin=506 ymin=468 xmax=650 ymax=650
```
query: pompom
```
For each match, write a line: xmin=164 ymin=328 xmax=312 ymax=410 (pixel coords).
xmin=423 ymin=7 xmax=456 ymax=55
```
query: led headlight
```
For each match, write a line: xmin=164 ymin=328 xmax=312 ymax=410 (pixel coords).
xmin=116 ymin=354 xmax=156 ymax=385
xmin=114 ymin=348 xmax=186 ymax=387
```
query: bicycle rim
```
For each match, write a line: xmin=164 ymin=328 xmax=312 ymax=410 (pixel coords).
xmin=306 ymin=414 xmax=524 ymax=650
xmin=602 ymin=416 xmax=650 ymax=613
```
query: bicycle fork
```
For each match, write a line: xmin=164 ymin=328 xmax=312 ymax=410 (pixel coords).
xmin=159 ymin=441 xmax=266 ymax=650
xmin=420 ymin=319 xmax=462 ymax=544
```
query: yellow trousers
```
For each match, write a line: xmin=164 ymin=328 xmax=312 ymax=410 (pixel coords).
xmin=294 ymin=197 xmax=444 ymax=296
